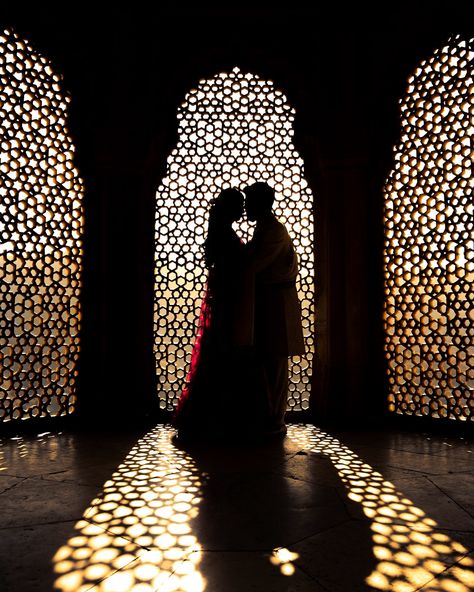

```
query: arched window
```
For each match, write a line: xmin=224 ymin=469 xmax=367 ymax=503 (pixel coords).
xmin=154 ymin=67 xmax=314 ymax=413
xmin=384 ymin=35 xmax=474 ymax=421
xmin=0 ymin=29 xmax=84 ymax=422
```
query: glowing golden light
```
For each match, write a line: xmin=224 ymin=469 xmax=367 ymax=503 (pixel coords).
xmin=286 ymin=425 xmax=474 ymax=592
xmin=53 ymin=426 xmax=205 ymax=592
xmin=0 ymin=29 xmax=84 ymax=422
xmin=384 ymin=35 xmax=474 ymax=421
xmin=154 ymin=67 xmax=314 ymax=413
xmin=269 ymin=546 xmax=300 ymax=576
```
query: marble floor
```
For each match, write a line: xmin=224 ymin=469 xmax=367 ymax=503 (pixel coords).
xmin=1 ymin=422 xmax=474 ymax=592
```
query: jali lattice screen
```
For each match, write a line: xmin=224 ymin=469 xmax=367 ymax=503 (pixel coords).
xmin=154 ymin=68 xmax=314 ymax=412
xmin=0 ymin=29 xmax=84 ymax=422
xmin=384 ymin=35 xmax=474 ymax=420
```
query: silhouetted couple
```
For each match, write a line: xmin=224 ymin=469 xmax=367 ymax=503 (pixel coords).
xmin=173 ymin=182 xmax=305 ymax=443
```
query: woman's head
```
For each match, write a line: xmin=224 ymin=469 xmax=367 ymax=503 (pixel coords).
xmin=204 ymin=188 xmax=243 ymax=267
xmin=211 ymin=187 xmax=244 ymax=223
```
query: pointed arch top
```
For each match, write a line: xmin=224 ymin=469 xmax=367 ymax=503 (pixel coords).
xmin=154 ymin=67 xmax=315 ymax=412
xmin=0 ymin=28 xmax=84 ymax=422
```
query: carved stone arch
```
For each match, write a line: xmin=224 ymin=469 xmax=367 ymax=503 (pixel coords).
xmin=154 ymin=67 xmax=315 ymax=414
xmin=384 ymin=35 xmax=474 ymax=421
xmin=0 ymin=29 xmax=84 ymax=422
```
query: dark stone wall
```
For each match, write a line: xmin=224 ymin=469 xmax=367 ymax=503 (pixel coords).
xmin=2 ymin=6 xmax=474 ymax=428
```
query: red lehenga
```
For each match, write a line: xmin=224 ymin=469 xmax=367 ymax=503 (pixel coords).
xmin=173 ymin=280 xmax=213 ymax=422
xmin=173 ymin=230 xmax=266 ymax=442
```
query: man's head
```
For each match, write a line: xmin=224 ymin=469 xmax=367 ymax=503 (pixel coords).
xmin=244 ymin=182 xmax=275 ymax=222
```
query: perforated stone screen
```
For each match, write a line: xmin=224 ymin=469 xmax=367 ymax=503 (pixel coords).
xmin=0 ymin=29 xmax=84 ymax=422
xmin=384 ymin=35 xmax=474 ymax=420
xmin=154 ymin=68 xmax=314 ymax=412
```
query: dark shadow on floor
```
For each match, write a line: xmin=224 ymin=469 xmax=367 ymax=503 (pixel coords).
xmin=175 ymin=431 xmax=377 ymax=592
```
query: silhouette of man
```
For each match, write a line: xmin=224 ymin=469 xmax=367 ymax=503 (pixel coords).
xmin=243 ymin=182 xmax=305 ymax=435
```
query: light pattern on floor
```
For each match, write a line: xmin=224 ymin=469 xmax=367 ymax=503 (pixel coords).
xmin=51 ymin=424 xmax=474 ymax=591
xmin=287 ymin=424 xmax=474 ymax=591
xmin=53 ymin=426 xmax=204 ymax=592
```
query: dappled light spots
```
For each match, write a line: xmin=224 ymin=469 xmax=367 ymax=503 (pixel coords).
xmin=287 ymin=425 xmax=474 ymax=591
xmin=53 ymin=425 xmax=205 ymax=592
xmin=270 ymin=547 xmax=300 ymax=576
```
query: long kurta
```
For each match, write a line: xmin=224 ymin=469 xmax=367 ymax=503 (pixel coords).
xmin=236 ymin=215 xmax=305 ymax=357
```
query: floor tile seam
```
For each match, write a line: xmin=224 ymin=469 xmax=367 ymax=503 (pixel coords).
xmin=267 ymin=471 xmax=361 ymax=516
xmin=333 ymin=488 xmax=366 ymax=520
xmin=0 ymin=476 xmax=28 ymax=495
xmin=153 ymin=550 xmax=202 ymax=592
xmin=290 ymin=560 xmax=333 ymax=591
xmin=0 ymin=470 xmax=116 ymax=483
xmin=429 ymin=450 xmax=474 ymax=458
xmin=344 ymin=523 xmax=474 ymax=557
xmin=82 ymin=516 xmax=154 ymax=551
xmin=31 ymin=473 xmax=103 ymax=486
xmin=278 ymin=449 xmax=307 ymax=463
xmin=306 ymin=513 xmax=474 ymax=538
xmin=412 ymin=548 xmax=474 ymax=591
xmin=346 ymin=445 xmax=450 ymax=457
xmin=0 ymin=471 xmax=35 ymax=479
xmin=150 ymin=547 xmax=332 ymax=592
xmin=267 ymin=468 xmax=344 ymax=489
xmin=76 ymin=542 xmax=245 ymax=592
xmin=77 ymin=465 xmax=206 ymax=510
xmin=83 ymin=520 xmax=224 ymax=565
xmin=345 ymin=508 xmax=474 ymax=531
xmin=373 ymin=463 xmax=451 ymax=476
xmin=385 ymin=520 xmax=474 ymax=536
xmin=437 ymin=469 xmax=474 ymax=475
xmin=407 ymin=524 xmax=474 ymax=535
xmin=344 ymin=444 xmax=474 ymax=463
xmin=0 ymin=469 xmax=77 ymax=479
xmin=83 ymin=515 xmax=361 ymax=562
xmin=80 ymin=555 xmax=141 ymax=592
xmin=73 ymin=523 xmax=473 ymax=583
xmin=426 ymin=475 xmax=474 ymax=520
xmin=82 ymin=515 xmax=344 ymax=557
xmin=350 ymin=444 xmax=474 ymax=457
xmin=0 ymin=518 xmax=77 ymax=531
xmin=187 ymin=547 xmax=299 ymax=553
xmin=284 ymin=517 xmax=354 ymax=548
xmin=266 ymin=455 xmax=302 ymax=469
xmin=385 ymin=467 xmax=474 ymax=478
xmin=35 ymin=476 xmax=104 ymax=486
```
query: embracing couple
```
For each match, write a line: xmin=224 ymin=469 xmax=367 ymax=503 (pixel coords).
xmin=173 ymin=181 xmax=305 ymax=443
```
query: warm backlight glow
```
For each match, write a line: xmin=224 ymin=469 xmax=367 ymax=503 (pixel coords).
xmin=286 ymin=425 xmax=474 ymax=591
xmin=154 ymin=67 xmax=314 ymax=413
xmin=384 ymin=35 xmax=474 ymax=420
xmin=53 ymin=426 xmax=205 ymax=592
xmin=0 ymin=29 xmax=84 ymax=422
xmin=270 ymin=547 xmax=300 ymax=576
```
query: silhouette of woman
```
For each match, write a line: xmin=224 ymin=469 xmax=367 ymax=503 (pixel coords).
xmin=173 ymin=188 xmax=265 ymax=442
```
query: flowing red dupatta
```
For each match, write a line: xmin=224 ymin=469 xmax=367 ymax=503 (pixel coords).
xmin=173 ymin=276 xmax=214 ymax=420
xmin=172 ymin=228 xmax=247 ymax=432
